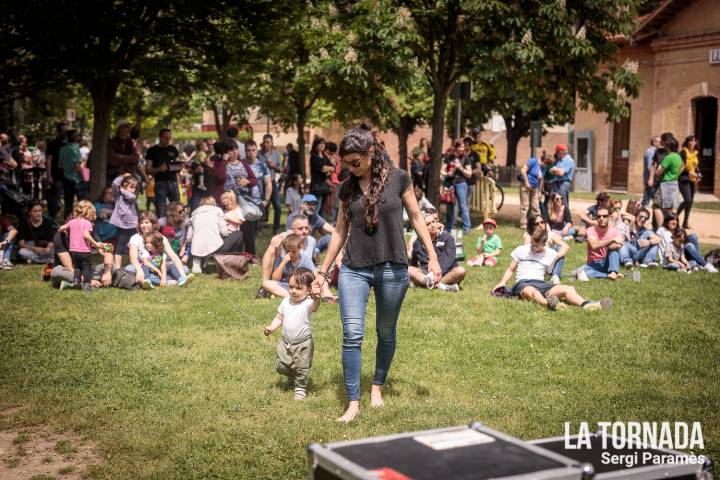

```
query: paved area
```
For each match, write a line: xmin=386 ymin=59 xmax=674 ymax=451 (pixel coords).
xmin=497 ymin=191 xmax=720 ymax=246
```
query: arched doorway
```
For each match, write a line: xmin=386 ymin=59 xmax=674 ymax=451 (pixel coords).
xmin=693 ymin=96 xmax=717 ymax=193
xmin=611 ymin=104 xmax=631 ymax=189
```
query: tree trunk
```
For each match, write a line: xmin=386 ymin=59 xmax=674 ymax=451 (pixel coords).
xmin=505 ymin=125 xmax=521 ymax=167
xmin=427 ymin=87 xmax=450 ymax=206
xmin=88 ymin=80 xmax=119 ymax=200
xmin=211 ymin=103 xmax=223 ymax=138
xmin=397 ymin=116 xmax=412 ymax=172
xmin=296 ymin=108 xmax=307 ymax=178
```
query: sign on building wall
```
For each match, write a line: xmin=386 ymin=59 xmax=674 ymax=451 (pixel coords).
xmin=710 ymin=48 xmax=720 ymax=65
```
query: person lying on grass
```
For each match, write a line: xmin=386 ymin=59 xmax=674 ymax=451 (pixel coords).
xmin=263 ymin=268 xmax=321 ymax=401
xmin=493 ymin=227 xmax=612 ymax=311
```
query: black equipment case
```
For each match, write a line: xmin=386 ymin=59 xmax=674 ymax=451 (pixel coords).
xmin=308 ymin=422 xmax=593 ymax=480
xmin=529 ymin=431 xmax=714 ymax=480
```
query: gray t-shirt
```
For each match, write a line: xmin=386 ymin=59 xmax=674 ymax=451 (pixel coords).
xmin=340 ymin=167 xmax=411 ymax=268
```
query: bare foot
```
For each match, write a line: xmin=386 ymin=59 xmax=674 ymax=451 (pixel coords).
xmin=337 ymin=401 xmax=360 ymax=423
xmin=370 ymin=384 xmax=384 ymax=408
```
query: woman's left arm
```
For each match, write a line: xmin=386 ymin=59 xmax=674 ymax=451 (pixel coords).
xmin=163 ymin=237 xmax=185 ymax=274
xmin=402 ymin=185 xmax=441 ymax=283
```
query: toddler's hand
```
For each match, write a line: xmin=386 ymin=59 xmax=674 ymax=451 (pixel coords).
xmin=263 ymin=326 xmax=272 ymax=336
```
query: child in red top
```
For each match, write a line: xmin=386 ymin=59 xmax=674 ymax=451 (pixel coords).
xmin=61 ymin=200 xmax=105 ymax=290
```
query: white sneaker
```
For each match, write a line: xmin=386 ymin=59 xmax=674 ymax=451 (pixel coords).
xmin=576 ymin=269 xmax=589 ymax=282
xmin=192 ymin=258 xmax=202 ymax=274
xmin=550 ymin=274 xmax=561 ymax=285
xmin=706 ymin=264 xmax=718 ymax=273
xmin=438 ymin=282 xmax=460 ymax=292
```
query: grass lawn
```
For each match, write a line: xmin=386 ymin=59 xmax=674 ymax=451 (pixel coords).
xmin=695 ymin=202 xmax=720 ymax=211
xmin=1 ymin=219 xmax=719 ymax=479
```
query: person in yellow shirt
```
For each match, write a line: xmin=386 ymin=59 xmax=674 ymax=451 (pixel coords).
xmin=678 ymin=135 xmax=700 ymax=229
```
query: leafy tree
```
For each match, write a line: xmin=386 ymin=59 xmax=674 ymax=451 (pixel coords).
xmin=464 ymin=0 xmax=643 ymax=166
xmin=5 ymin=0 xmax=262 ymax=198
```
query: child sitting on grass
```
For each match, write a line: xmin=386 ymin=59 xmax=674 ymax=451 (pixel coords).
xmin=141 ymin=231 xmax=194 ymax=289
xmin=263 ymin=268 xmax=321 ymax=400
xmin=663 ymin=229 xmax=697 ymax=273
xmin=60 ymin=200 xmax=106 ymax=291
xmin=270 ymin=234 xmax=315 ymax=293
xmin=468 ymin=218 xmax=502 ymax=266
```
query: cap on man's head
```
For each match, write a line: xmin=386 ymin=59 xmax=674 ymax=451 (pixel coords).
xmin=117 ymin=119 xmax=131 ymax=129
xmin=301 ymin=194 xmax=318 ymax=204
xmin=555 ymin=144 xmax=568 ymax=153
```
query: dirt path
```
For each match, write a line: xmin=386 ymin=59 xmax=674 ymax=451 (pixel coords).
xmin=0 ymin=407 xmax=103 ymax=480
xmin=498 ymin=192 xmax=720 ymax=246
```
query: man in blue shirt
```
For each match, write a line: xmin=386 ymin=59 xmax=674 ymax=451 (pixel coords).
xmin=519 ymin=153 xmax=550 ymax=229
xmin=642 ymin=136 xmax=661 ymax=207
xmin=58 ymin=130 xmax=84 ymax=219
xmin=548 ymin=144 xmax=575 ymax=209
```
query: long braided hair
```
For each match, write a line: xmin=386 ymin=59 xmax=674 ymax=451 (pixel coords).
xmin=338 ymin=122 xmax=389 ymax=233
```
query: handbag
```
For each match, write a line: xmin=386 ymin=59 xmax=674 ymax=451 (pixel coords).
xmin=238 ymin=195 xmax=263 ymax=221
xmin=440 ymin=186 xmax=456 ymax=204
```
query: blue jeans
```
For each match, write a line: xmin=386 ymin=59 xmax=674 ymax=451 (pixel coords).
xmin=338 ymin=262 xmax=409 ymax=401
xmin=684 ymin=236 xmax=706 ymax=267
xmin=445 ymin=182 xmax=471 ymax=232
xmin=664 ymin=260 xmax=697 ymax=271
xmin=642 ymin=185 xmax=657 ymax=208
xmin=582 ymin=249 xmax=620 ymax=279
xmin=0 ymin=232 xmax=13 ymax=261
xmin=620 ymin=231 xmax=658 ymax=265
xmin=154 ymin=179 xmax=180 ymax=218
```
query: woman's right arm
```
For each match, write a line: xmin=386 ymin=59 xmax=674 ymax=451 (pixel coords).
xmin=319 ymin=200 xmax=349 ymax=273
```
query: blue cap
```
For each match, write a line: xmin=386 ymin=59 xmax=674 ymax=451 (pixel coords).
xmin=302 ymin=194 xmax=318 ymax=203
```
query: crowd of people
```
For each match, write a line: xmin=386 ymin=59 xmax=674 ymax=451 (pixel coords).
xmin=1 ymin=120 xmax=718 ymax=418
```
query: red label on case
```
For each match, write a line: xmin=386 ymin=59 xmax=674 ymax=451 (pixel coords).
xmin=369 ymin=467 xmax=413 ymax=480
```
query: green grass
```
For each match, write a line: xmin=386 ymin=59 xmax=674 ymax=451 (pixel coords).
xmin=1 ymin=220 xmax=719 ymax=479
xmin=695 ymin=202 xmax=720 ymax=211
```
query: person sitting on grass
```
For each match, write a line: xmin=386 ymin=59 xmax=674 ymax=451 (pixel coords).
xmin=58 ymin=200 xmax=107 ymax=291
xmin=467 ymin=218 xmax=502 ymax=267
xmin=285 ymin=194 xmax=336 ymax=258
xmin=620 ymin=208 xmax=660 ymax=269
xmin=656 ymin=212 xmax=718 ymax=273
xmin=546 ymin=192 xmax=574 ymax=240
xmin=125 ymin=211 xmax=188 ymax=284
xmin=408 ymin=210 xmax=465 ymax=291
xmin=263 ymin=267 xmax=321 ymax=401
xmin=576 ymin=205 xmax=624 ymax=281
xmin=266 ymin=234 xmax=316 ymax=296
xmin=523 ymin=214 xmax=570 ymax=285
xmin=0 ymin=202 xmax=18 ymax=269
xmin=51 ymin=230 xmax=115 ymax=290
xmin=17 ymin=200 xmax=56 ymax=264
xmin=140 ymin=231 xmax=194 ymax=289
xmin=662 ymin=228 xmax=698 ymax=273
xmin=576 ymin=192 xmax=611 ymax=242
xmin=494 ymin=227 xmax=612 ymax=311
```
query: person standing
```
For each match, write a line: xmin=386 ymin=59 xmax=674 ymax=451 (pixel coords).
xmin=107 ymin=120 xmax=140 ymax=185
xmin=284 ymin=143 xmax=301 ymax=181
xmin=642 ymin=136 xmax=661 ymax=208
xmin=678 ymin=135 xmax=699 ymax=229
xmin=519 ymin=153 xmax=548 ymax=229
xmin=59 ymin=130 xmax=85 ymax=219
xmin=44 ymin=123 xmax=67 ymax=219
xmin=258 ymin=134 xmax=283 ymax=234
xmin=309 ymin=137 xmax=334 ymax=217
xmin=313 ymin=123 xmax=441 ymax=423
xmin=145 ymin=128 xmax=180 ymax=218
xmin=226 ymin=127 xmax=247 ymax=160
xmin=548 ymin=144 xmax=575 ymax=209
xmin=655 ymin=135 xmax=682 ymax=218
xmin=440 ymin=140 xmax=473 ymax=234
xmin=244 ymin=140 xmax=272 ymax=234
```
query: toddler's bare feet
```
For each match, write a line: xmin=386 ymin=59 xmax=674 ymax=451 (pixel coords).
xmin=337 ymin=401 xmax=360 ymax=423
xmin=370 ymin=384 xmax=384 ymax=408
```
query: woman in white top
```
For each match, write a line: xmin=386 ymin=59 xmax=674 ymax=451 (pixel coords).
xmin=522 ymin=214 xmax=570 ymax=285
xmin=126 ymin=211 xmax=186 ymax=284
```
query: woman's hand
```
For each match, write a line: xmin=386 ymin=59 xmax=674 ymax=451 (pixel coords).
xmin=236 ymin=177 xmax=249 ymax=187
xmin=312 ymin=273 xmax=327 ymax=295
xmin=428 ymin=258 xmax=442 ymax=285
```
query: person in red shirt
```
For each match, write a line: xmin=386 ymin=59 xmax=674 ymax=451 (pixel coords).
xmin=577 ymin=205 xmax=624 ymax=281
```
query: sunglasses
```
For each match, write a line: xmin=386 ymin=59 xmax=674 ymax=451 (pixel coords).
xmin=596 ymin=214 xmax=609 ymax=219
xmin=343 ymin=158 xmax=362 ymax=168
xmin=638 ymin=216 xmax=649 ymax=221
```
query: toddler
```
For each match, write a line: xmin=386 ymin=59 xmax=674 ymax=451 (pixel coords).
xmin=110 ymin=175 xmax=139 ymax=268
xmin=663 ymin=229 xmax=697 ymax=273
xmin=61 ymin=200 xmax=105 ymax=290
xmin=468 ymin=218 xmax=502 ymax=266
xmin=263 ymin=268 xmax=321 ymax=400
xmin=141 ymin=231 xmax=194 ymax=288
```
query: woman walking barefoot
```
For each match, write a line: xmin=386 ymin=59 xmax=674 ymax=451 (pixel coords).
xmin=313 ymin=123 xmax=441 ymax=423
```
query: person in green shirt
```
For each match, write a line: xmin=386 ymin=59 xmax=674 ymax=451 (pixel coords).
xmin=655 ymin=136 xmax=681 ymax=213
xmin=468 ymin=218 xmax=503 ymax=266
xmin=59 ymin=130 xmax=84 ymax=219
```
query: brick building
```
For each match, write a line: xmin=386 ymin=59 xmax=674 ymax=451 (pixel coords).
xmin=574 ymin=0 xmax=720 ymax=195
